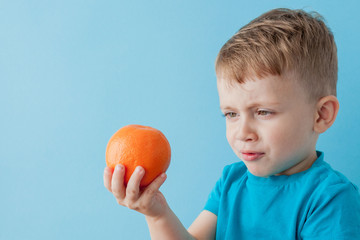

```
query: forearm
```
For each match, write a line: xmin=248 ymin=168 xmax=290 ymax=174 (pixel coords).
xmin=145 ymin=206 xmax=195 ymax=240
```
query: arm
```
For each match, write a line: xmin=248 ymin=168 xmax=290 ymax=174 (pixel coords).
xmin=103 ymin=165 xmax=217 ymax=239
xmin=145 ymin=207 xmax=194 ymax=240
xmin=146 ymin=209 xmax=217 ymax=240
xmin=188 ymin=210 xmax=217 ymax=239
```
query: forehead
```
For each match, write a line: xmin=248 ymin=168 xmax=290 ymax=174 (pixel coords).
xmin=217 ymin=74 xmax=303 ymax=108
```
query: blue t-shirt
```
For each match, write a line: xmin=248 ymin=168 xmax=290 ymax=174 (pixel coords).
xmin=204 ymin=152 xmax=360 ymax=239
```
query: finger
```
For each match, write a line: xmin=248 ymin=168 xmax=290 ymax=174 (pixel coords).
xmin=111 ymin=164 xmax=126 ymax=199
xmin=140 ymin=173 xmax=167 ymax=200
xmin=126 ymin=166 xmax=145 ymax=202
xmin=103 ymin=167 xmax=114 ymax=192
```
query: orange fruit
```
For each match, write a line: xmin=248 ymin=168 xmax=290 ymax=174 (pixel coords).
xmin=105 ymin=124 xmax=171 ymax=187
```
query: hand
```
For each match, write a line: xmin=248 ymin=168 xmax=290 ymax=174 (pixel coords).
xmin=103 ymin=164 xmax=169 ymax=218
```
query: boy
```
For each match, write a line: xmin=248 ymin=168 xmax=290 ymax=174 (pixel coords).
xmin=104 ymin=8 xmax=360 ymax=239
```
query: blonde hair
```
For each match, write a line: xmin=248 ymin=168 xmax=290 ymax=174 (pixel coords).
xmin=216 ymin=8 xmax=338 ymax=101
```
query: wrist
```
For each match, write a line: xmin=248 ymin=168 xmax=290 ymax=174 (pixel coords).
xmin=145 ymin=204 xmax=172 ymax=224
xmin=145 ymin=207 xmax=195 ymax=240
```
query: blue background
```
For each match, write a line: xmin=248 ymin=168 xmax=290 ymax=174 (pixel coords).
xmin=1 ymin=0 xmax=359 ymax=239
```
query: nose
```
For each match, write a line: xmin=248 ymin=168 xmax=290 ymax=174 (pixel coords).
xmin=235 ymin=118 xmax=258 ymax=142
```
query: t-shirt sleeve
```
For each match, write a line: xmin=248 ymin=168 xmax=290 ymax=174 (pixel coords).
xmin=203 ymin=165 xmax=232 ymax=216
xmin=204 ymin=178 xmax=221 ymax=216
xmin=301 ymin=181 xmax=360 ymax=239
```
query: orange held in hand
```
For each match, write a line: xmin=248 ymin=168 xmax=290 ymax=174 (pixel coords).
xmin=105 ymin=124 xmax=171 ymax=187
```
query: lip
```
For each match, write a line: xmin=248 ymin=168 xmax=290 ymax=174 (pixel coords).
xmin=240 ymin=151 xmax=265 ymax=161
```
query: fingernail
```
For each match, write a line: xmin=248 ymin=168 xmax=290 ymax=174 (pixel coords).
xmin=116 ymin=165 xmax=123 ymax=171
xmin=135 ymin=166 xmax=143 ymax=174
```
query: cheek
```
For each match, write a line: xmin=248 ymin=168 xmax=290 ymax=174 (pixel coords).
xmin=226 ymin=124 xmax=237 ymax=149
xmin=266 ymin=118 xmax=311 ymax=153
xmin=226 ymin=126 xmax=233 ymax=145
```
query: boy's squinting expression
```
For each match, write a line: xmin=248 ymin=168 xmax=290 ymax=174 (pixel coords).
xmin=218 ymin=74 xmax=319 ymax=177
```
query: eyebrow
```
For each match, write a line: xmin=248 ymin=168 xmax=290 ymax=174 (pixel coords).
xmin=220 ymin=102 xmax=281 ymax=110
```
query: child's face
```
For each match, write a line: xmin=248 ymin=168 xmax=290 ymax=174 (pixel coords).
xmin=217 ymin=74 xmax=319 ymax=177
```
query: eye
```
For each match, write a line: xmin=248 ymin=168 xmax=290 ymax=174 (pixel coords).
xmin=223 ymin=112 xmax=238 ymax=119
xmin=256 ymin=109 xmax=274 ymax=118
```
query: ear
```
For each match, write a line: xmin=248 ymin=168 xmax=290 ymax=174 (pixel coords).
xmin=314 ymin=95 xmax=340 ymax=133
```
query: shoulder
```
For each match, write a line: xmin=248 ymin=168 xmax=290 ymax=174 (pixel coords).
xmin=222 ymin=161 xmax=248 ymax=180
xmin=304 ymin=158 xmax=360 ymax=216
xmin=217 ymin=161 xmax=248 ymax=189
xmin=204 ymin=161 xmax=248 ymax=215
xmin=301 ymin=160 xmax=360 ymax=238
xmin=311 ymin=170 xmax=360 ymax=207
xmin=309 ymin=159 xmax=359 ymax=194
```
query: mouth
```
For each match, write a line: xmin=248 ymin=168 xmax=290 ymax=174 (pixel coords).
xmin=240 ymin=151 xmax=265 ymax=161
